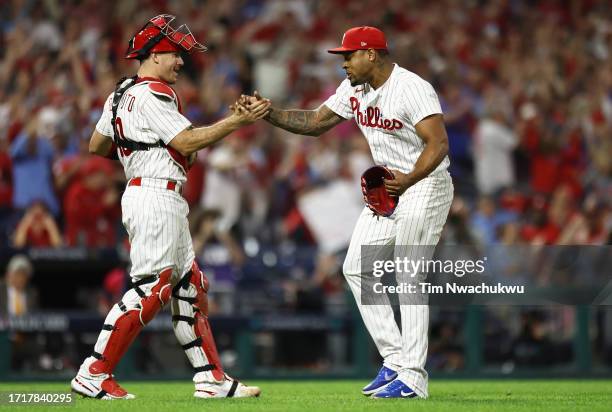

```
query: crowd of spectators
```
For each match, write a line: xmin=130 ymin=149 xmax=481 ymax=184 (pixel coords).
xmin=0 ymin=0 xmax=608 ymax=256
xmin=0 ymin=0 xmax=610 ymax=374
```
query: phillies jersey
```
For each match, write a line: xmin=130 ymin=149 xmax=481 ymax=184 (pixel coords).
xmin=96 ymin=77 xmax=192 ymax=182
xmin=323 ymin=64 xmax=450 ymax=174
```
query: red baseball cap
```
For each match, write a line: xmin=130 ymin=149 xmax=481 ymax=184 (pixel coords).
xmin=328 ymin=26 xmax=388 ymax=54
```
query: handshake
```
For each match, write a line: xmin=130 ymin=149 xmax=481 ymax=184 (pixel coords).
xmin=229 ymin=91 xmax=271 ymax=126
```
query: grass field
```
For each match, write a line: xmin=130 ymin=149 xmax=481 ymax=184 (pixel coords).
xmin=0 ymin=380 xmax=610 ymax=411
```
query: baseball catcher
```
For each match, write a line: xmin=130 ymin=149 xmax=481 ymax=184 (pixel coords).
xmin=70 ymin=14 xmax=268 ymax=400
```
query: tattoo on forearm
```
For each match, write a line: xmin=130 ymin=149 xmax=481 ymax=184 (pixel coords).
xmin=267 ymin=109 xmax=319 ymax=135
xmin=265 ymin=105 xmax=342 ymax=136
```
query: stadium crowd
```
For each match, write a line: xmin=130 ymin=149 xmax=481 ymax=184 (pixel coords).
xmin=0 ymin=0 xmax=610 ymax=373
xmin=0 ymin=0 xmax=609 ymax=253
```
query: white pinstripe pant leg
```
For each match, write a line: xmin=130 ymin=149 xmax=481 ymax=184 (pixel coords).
xmin=342 ymin=207 xmax=404 ymax=370
xmin=122 ymin=187 xmax=195 ymax=281
xmin=394 ymin=172 xmax=453 ymax=398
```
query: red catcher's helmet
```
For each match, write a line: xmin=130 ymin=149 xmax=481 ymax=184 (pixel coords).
xmin=125 ymin=14 xmax=207 ymax=60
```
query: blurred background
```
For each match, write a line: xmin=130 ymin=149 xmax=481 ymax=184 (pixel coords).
xmin=0 ymin=0 xmax=610 ymax=380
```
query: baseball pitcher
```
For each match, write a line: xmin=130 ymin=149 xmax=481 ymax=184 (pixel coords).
xmin=241 ymin=26 xmax=453 ymax=399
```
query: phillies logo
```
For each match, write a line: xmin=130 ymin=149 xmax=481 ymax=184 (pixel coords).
xmin=350 ymin=97 xmax=403 ymax=131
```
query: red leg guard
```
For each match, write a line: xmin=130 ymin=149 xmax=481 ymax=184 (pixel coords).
xmin=194 ymin=311 xmax=225 ymax=381
xmin=190 ymin=261 xmax=225 ymax=381
xmin=191 ymin=261 xmax=210 ymax=315
xmin=90 ymin=269 xmax=172 ymax=375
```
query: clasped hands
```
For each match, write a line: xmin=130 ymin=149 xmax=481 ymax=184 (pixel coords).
xmin=229 ymin=91 xmax=271 ymax=125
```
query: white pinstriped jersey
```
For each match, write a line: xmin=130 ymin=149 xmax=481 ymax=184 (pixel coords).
xmin=96 ymin=78 xmax=192 ymax=183
xmin=331 ymin=64 xmax=454 ymax=397
xmin=323 ymin=64 xmax=449 ymax=174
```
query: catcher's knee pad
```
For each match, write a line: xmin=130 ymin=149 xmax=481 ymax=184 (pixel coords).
xmin=171 ymin=261 xmax=224 ymax=382
xmin=89 ymin=268 xmax=172 ymax=375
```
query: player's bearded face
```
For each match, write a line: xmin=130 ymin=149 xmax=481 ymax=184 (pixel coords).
xmin=342 ymin=50 xmax=372 ymax=87
xmin=155 ymin=52 xmax=184 ymax=84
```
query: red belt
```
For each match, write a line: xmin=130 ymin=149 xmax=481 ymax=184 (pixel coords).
xmin=128 ymin=177 xmax=182 ymax=193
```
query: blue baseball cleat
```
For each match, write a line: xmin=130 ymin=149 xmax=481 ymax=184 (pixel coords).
xmin=371 ymin=379 xmax=418 ymax=399
xmin=362 ymin=366 xmax=398 ymax=395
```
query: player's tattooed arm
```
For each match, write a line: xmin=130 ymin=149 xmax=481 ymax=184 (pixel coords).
xmin=243 ymin=92 xmax=344 ymax=136
xmin=266 ymin=105 xmax=344 ymax=136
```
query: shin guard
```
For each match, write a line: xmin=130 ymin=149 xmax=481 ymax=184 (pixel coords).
xmin=171 ymin=261 xmax=225 ymax=382
xmin=89 ymin=269 xmax=172 ymax=375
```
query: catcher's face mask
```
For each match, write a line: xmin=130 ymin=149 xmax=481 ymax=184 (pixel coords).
xmin=126 ymin=14 xmax=207 ymax=60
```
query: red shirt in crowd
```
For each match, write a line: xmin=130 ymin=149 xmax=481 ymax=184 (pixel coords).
xmin=0 ymin=150 xmax=13 ymax=208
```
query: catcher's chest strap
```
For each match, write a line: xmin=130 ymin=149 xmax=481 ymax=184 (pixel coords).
xmin=110 ymin=76 xmax=166 ymax=151
xmin=117 ymin=139 xmax=166 ymax=151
